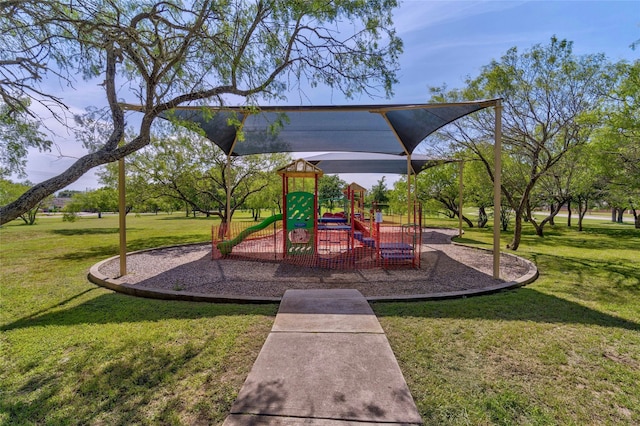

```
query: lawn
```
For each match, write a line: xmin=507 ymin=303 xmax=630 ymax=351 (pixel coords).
xmin=1 ymin=212 xmax=639 ymax=425
xmin=376 ymin=218 xmax=640 ymax=425
xmin=1 ymin=213 xmax=277 ymax=425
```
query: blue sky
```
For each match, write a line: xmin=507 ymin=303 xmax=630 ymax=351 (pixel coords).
xmin=19 ymin=0 xmax=640 ymax=191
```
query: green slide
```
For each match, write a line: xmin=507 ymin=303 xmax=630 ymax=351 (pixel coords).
xmin=217 ymin=213 xmax=283 ymax=255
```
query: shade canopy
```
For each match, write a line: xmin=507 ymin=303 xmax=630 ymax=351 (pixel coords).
xmin=117 ymin=99 xmax=503 ymax=279
xmin=304 ymin=152 xmax=457 ymax=175
xmin=160 ymin=100 xmax=498 ymax=156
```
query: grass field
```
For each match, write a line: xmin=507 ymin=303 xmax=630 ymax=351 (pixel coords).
xmin=1 ymin=212 xmax=638 ymax=425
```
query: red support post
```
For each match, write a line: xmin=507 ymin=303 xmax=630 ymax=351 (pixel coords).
xmin=314 ymin=175 xmax=319 ymax=254
xmin=282 ymin=174 xmax=287 ymax=258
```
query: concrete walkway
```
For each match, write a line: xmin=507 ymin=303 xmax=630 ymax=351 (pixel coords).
xmin=224 ymin=289 xmax=422 ymax=425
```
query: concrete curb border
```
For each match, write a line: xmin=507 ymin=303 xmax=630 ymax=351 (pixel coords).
xmin=88 ymin=237 xmax=538 ymax=304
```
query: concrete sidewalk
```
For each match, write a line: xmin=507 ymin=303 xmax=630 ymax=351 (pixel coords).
xmin=224 ymin=289 xmax=422 ymax=425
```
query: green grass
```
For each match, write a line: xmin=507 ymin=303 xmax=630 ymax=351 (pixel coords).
xmin=1 ymin=213 xmax=277 ymax=425
xmin=1 ymin=212 xmax=639 ymax=425
xmin=375 ymin=219 xmax=640 ymax=425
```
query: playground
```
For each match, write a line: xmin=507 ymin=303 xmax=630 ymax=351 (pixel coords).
xmin=97 ymin=101 xmax=521 ymax=300
xmin=109 ymin=102 xmax=508 ymax=284
xmin=212 ymin=159 xmax=424 ymax=270
xmin=90 ymin=227 xmax=537 ymax=302
xmin=89 ymin=158 xmax=541 ymax=303
xmin=90 ymin=157 xmax=537 ymax=301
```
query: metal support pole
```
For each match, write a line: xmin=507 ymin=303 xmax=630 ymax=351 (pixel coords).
xmin=407 ymin=153 xmax=412 ymax=225
xmin=413 ymin=168 xmax=418 ymax=225
xmin=282 ymin=174 xmax=287 ymax=257
xmin=314 ymin=175 xmax=319 ymax=254
xmin=118 ymin=155 xmax=126 ymax=277
xmin=493 ymin=100 xmax=503 ymax=279
xmin=225 ymin=154 xmax=231 ymax=239
xmin=458 ymin=160 xmax=464 ymax=238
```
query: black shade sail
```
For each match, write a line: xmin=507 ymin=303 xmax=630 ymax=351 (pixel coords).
xmin=160 ymin=100 xmax=498 ymax=156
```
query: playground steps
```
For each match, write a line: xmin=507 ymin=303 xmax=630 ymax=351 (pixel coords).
xmin=353 ymin=231 xmax=376 ymax=248
xmin=380 ymin=252 xmax=415 ymax=260
xmin=353 ymin=218 xmax=371 ymax=238
xmin=353 ymin=231 xmax=415 ymax=264
xmin=379 ymin=242 xmax=415 ymax=264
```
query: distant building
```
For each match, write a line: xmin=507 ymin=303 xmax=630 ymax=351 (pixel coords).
xmin=45 ymin=197 xmax=72 ymax=212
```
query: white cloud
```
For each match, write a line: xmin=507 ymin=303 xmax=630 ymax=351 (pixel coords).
xmin=393 ymin=0 xmax=528 ymax=36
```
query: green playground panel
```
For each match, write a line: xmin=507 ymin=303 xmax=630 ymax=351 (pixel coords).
xmin=286 ymin=191 xmax=315 ymax=255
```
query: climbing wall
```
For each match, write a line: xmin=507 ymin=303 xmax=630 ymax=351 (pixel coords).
xmin=286 ymin=191 xmax=315 ymax=256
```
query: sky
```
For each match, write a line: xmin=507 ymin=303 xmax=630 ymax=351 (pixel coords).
xmin=16 ymin=0 xmax=640 ymax=192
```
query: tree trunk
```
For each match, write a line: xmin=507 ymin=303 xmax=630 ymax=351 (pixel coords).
xmin=566 ymin=199 xmax=572 ymax=227
xmin=529 ymin=217 xmax=543 ymax=237
xmin=549 ymin=204 xmax=555 ymax=226
xmin=440 ymin=198 xmax=473 ymax=227
xmin=530 ymin=200 xmax=565 ymax=237
xmin=525 ymin=200 xmax=544 ymax=237
xmin=577 ymin=197 xmax=588 ymax=232
xmin=611 ymin=209 xmax=616 ymax=222
xmin=631 ymin=207 xmax=639 ymax=229
xmin=546 ymin=200 xmax=565 ymax=227
xmin=0 ymin=44 xmax=129 ymax=226
xmin=616 ymin=207 xmax=624 ymax=223
xmin=28 ymin=209 xmax=37 ymax=225
xmin=460 ymin=213 xmax=474 ymax=228
xmin=477 ymin=206 xmax=488 ymax=228
xmin=508 ymin=212 xmax=523 ymax=250
xmin=20 ymin=208 xmax=38 ymax=225
xmin=501 ymin=208 xmax=512 ymax=231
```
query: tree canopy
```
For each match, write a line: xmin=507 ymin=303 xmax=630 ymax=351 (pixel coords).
xmin=319 ymin=174 xmax=347 ymax=211
xmin=429 ymin=37 xmax=614 ymax=249
xmin=0 ymin=101 xmax=51 ymax=178
xmin=0 ymin=0 xmax=402 ymax=224
xmin=125 ymin=129 xmax=290 ymax=221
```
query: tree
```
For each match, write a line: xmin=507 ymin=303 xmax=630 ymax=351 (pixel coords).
xmin=125 ymin=129 xmax=289 ymax=222
xmin=242 ymin=161 xmax=284 ymax=220
xmin=0 ymin=2 xmax=73 ymax=116
xmin=594 ymin=60 xmax=640 ymax=228
xmin=244 ymin=180 xmax=282 ymax=221
xmin=415 ymin=163 xmax=474 ymax=227
xmin=0 ymin=0 xmax=402 ymax=225
xmin=429 ymin=37 xmax=612 ymax=249
xmin=64 ymin=187 xmax=119 ymax=218
xmin=0 ymin=101 xmax=52 ymax=178
xmin=463 ymin=156 xmax=494 ymax=228
xmin=319 ymin=174 xmax=347 ymax=212
xmin=388 ymin=178 xmax=407 ymax=215
xmin=0 ymin=179 xmax=49 ymax=224
xmin=570 ymin=148 xmax=607 ymax=231
xmin=370 ymin=176 xmax=390 ymax=206
xmin=526 ymin=150 xmax=577 ymax=234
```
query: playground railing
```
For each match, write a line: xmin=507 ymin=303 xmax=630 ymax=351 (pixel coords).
xmin=212 ymin=219 xmax=423 ymax=270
